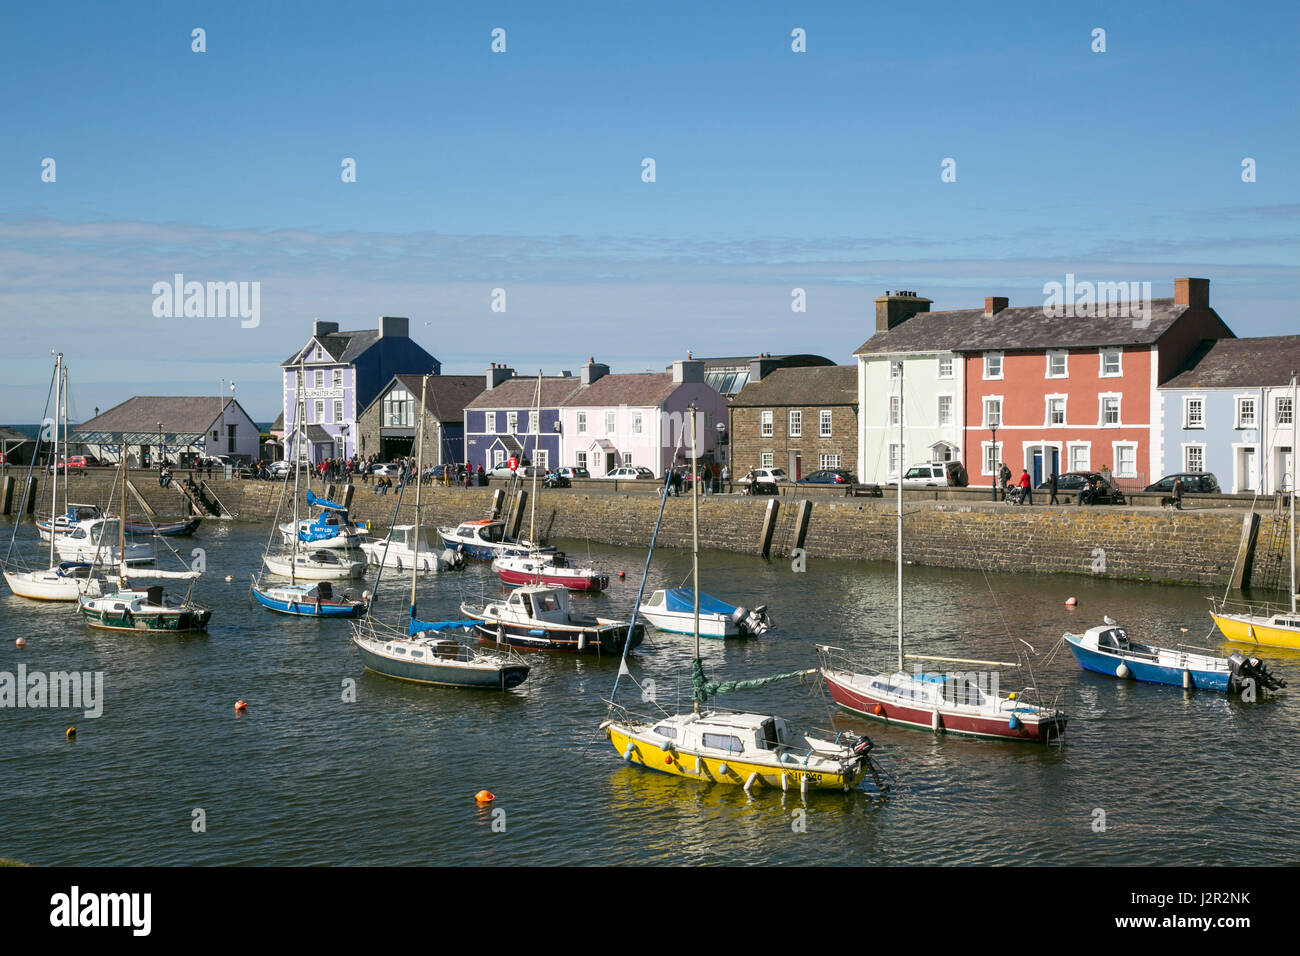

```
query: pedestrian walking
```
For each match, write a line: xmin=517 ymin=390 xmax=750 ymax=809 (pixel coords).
xmin=998 ymin=462 xmax=1011 ymax=502
xmin=1049 ymin=470 xmax=1059 ymax=505
xmin=1171 ymin=476 xmax=1184 ymax=510
xmin=1018 ymin=468 xmax=1032 ymax=505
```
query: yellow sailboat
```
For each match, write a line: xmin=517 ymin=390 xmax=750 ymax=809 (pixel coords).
xmin=599 ymin=402 xmax=883 ymax=794
xmin=1211 ymin=373 xmax=1300 ymax=651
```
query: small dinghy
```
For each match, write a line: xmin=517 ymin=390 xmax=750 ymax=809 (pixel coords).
xmin=123 ymin=516 xmax=202 ymax=537
xmin=638 ymin=588 xmax=770 ymax=638
xmin=1064 ymin=619 xmax=1287 ymax=695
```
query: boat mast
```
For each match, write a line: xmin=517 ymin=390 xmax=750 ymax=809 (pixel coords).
xmin=691 ymin=402 xmax=701 ymax=710
xmin=1291 ymin=372 xmax=1297 ymax=615
xmin=60 ymin=363 xmax=69 ymax=523
xmin=411 ymin=373 xmax=427 ymax=612
xmin=896 ymin=360 xmax=904 ymax=673
xmin=528 ymin=371 xmax=541 ymax=547
xmin=291 ymin=355 xmax=305 ymax=586
xmin=49 ymin=353 xmax=61 ymax=570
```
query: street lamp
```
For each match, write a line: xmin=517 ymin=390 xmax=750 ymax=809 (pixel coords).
xmin=990 ymin=423 xmax=999 ymax=501
xmin=158 ymin=422 xmax=163 ymax=470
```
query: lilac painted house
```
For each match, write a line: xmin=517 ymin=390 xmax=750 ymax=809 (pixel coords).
xmin=281 ymin=317 xmax=440 ymax=464
xmin=463 ymin=365 xmax=583 ymax=473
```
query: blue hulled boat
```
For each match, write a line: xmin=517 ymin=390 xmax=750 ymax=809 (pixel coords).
xmin=252 ymin=579 xmax=369 ymax=618
xmin=1064 ymin=620 xmax=1286 ymax=695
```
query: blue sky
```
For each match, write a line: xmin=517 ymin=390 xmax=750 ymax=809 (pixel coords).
xmin=1 ymin=0 xmax=1296 ymax=421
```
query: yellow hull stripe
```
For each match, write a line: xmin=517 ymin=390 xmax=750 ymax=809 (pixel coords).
xmin=1212 ymin=613 xmax=1300 ymax=651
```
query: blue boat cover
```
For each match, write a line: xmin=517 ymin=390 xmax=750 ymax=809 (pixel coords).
xmin=662 ymin=588 xmax=738 ymax=616
xmin=306 ymin=490 xmax=347 ymax=512
xmin=409 ymin=615 xmax=479 ymax=636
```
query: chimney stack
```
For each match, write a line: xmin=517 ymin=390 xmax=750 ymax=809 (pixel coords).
xmin=672 ymin=359 xmax=704 ymax=384
xmin=313 ymin=319 xmax=339 ymax=336
xmin=874 ymin=291 xmax=932 ymax=332
xmin=378 ymin=316 xmax=409 ymax=338
xmin=1174 ymin=278 xmax=1210 ymax=310
xmin=486 ymin=364 xmax=515 ymax=389
xmin=580 ymin=358 xmax=610 ymax=386
xmin=984 ymin=296 xmax=1009 ymax=317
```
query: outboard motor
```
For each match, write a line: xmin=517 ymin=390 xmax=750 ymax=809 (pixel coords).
xmin=1227 ymin=652 xmax=1287 ymax=695
xmin=440 ymin=548 xmax=466 ymax=571
xmin=731 ymin=604 xmax=771 ymax=636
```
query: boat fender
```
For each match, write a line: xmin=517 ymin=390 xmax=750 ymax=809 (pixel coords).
xmin=664 ymin=754 xmax=673 ymax=765
xmin=622 ymin=742 xmax=635 ymax=761
xmin=1008 ymin=714 xmax=1021 ymax=731
xmin=577 ymin=633 xmax=586 ymax=651
xmin=1183 ymin=669 xmax=1192 ymax=690
xmin=781 ymin=771 xmax=788 ymax=792
xmin=743 ymin=771 xmax=758 ymax=793
xmin=931 ymin=709 xmax=940 ymax=732
xmin=659 ymin=739 xmax=672 ymax=751
xmin=694 ymin=757 xmax=702 ymax=775
xmin=1116 ymin=662 xmax=1130 ymax=679
xmin=717 ymin=762 xmax=729 ymax=776
xmin=872 ymin=704 xmax=884 ymax=717
xmin=800 ymin=774 xmax=808 ymax=796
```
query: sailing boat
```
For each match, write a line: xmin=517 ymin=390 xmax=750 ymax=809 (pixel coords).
xmin=78 ymin=452 xmax=212 ymax=633
xmin=601 ymin=405 xmax=882 ymax=792
xmin=817 ymin=360 xmax=1067 ymax=743
xmin=492 ymin=372 xmax=607 ymax=590
xmin=4 ymin=354 xmax=103 ymax=601
xmin=254 ymin=355 xmax=368 ymax=616
xmin=351 ymin=374 xmax=530 ymax=689
xmin=1211 ymin=373 xmax=1300 ymax=650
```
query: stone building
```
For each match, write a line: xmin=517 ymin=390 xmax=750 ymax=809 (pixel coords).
xmin=729 ymin=365 xmax=858 ymax=480
xmin=356 ymin=373 xmax=483 ymax=464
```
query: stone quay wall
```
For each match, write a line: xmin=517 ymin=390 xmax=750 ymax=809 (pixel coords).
xmin=2 ymin=469 xmax=1279 ymax=590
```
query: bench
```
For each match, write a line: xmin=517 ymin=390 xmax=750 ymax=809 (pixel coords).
xmin=846 ymin=483 xmax=883 ymax=497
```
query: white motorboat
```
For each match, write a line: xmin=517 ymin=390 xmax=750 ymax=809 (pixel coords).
xmin=360 ymin=525 xmax=464 ymax=572
xmin=638 ymin=588 xmax=770 ymax=638
xmin=53 ymin=517 xmax=153 ymax=566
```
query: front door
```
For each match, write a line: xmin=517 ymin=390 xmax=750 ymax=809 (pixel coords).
xmin=788 ymin=451 xmax=801 ymax=481
xmin=1032 ymin=447 xmax=1059 ymax=486
xmin=605 ymin=452 xmax=617 ymax=474
xmin=1239 ymin=447 xmax=1259 ymax=492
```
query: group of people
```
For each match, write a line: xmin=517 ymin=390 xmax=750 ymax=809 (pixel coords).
xmin=663 ymin=462 xmax=726 ymax=497
xmin=996 ymin=461 xmax=1118 ymax=506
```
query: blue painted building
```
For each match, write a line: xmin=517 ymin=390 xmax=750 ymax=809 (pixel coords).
xmin=280 ymin=317 xmax=440 ymax=464
xmin=462 ymin=365 xmax=583 ymax=473
xmin=1158 ymin=335 xmax=1300 ymax=493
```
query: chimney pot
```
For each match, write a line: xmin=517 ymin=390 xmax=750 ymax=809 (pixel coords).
xmin=874 ymin=291 xmax=932 ymax=332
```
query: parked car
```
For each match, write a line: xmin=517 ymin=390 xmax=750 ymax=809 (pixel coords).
xmin=603 ymin=466 xmax=655 ymax=480
xmin=899 ymin=461 xmax=967 ymax=488
xmin=798 ymin=469 xmax=858 ymax=485
xmin=370 ymin=462 xmax=402 ymax=477
xmin=736 ymin=467 xmax=789 ymax=486
xmin=1144 ymin=472 xmax=1221 ymax=494
xmin=48 ymin=456 xmax=93 ymax=473
xmin=1036 ymin=471 xmax=1125 ymax=504
xmin=489 ymin=461 xmax=541 ymax=478
xmin=554 ymin=466 xmax=590 ymax=480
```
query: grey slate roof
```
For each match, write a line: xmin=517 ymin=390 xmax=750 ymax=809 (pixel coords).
xmin=388 ymin=374 xmax=484 ymax=422
xmin=72 ymin=396 xmax=242 ymax=436
xmin=855 ymin=299 xmax=1202 ymax=355
xmin=731 ymin=366 xmax=858 ymax=408
xmin=465 ymin=376 xmax=584 ymax=411
xmin=280 ymin=329 xmax=381 ymax=367
xmin=1161 ymin=336 xmax=1300 ymax=389
xmin=561 ymin=372 xmax=682 ymax=408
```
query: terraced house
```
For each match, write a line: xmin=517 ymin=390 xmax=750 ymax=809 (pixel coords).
xmin=856 ymin=279 xmax=1235 ymax=488
xmin=1159 ymin=335 xmax=1300 ymax=493
xmin=463 ymin=365 xmax=582 ymax=474
xmin=730 ymin=365 xmax=858 ymax=480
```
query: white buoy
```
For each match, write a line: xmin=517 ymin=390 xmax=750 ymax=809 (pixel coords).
xmin=781 ymin=771 xmax=788 ymax=792
xmin=800 ymin=774 xmax=808 ymax=796
xmin=744 ymin=771 xmax=758 ymax=793
xmin=659 ymin=739 xmax=671 ymax=751
xmin=224 ymin=575 xmax=233 ymax=582
xmin=623 ymin=742 xmax=634 ymax=761
xmin=1116 ymin=663 xmax=1131 ymax=679
xmin=577 ymin=633 xmax=586 ymax=651
xmin=717 ymin=762 xmax=729 ymax=776
xmin=1183 ymin=669 xmax=1192 ymax=690
xmin=931 ymin=709 xmax=941 ymax=732
xmin=694 ymin=757 xmax=702 ymax=775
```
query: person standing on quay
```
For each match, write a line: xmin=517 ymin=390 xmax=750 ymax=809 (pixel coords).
xmin=1171 ymin=476 xmax=1184 ymax=510
xmin=998 ymin=461 xmax=1011 ymax=501
xmin=1049 ymin=470 xmax=1059 ymax=505
xmin=720 ymin=463 xmax=730 ymax=494
xmin=1018 ymin=468 xmax=1032 ymax=505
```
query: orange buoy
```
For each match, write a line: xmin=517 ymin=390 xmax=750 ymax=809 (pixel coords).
xmin=618 ymin=571 xmax=625 ymax=579
xmin=872 ymin=704 xmax=884 ymax=716
xmin=474 ymin=790 xmax=495 ymax=803
xmin=234 ymin=700 xmax=247 ymax=712
xmin=1065 ymin=597 xmax=1078 ymax=607
xmin=15 ymin=638 xmax=26 ymax=648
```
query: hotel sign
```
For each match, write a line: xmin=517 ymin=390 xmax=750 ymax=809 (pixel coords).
xmin=304 ymin=388 xmax=344 ymax=400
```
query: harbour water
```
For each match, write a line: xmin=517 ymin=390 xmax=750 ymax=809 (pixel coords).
xmin=2 ymin=520 xmax=1298 ymax=866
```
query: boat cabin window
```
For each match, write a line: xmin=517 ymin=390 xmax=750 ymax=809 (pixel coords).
xmin=760 ymin=719 xmax=781 ymax=749
xmin=478 ymin=524 xmax=504 ymax=543
xmin=409 ymin=650 xmax=423 ymax=658
xmin=944 ymin=677 xmax=985 ymax=707
xmin=1098 ymin=628 xmax=1129 ymax=651
xmin=534 ymin=594 xmax=560 ymax=613
xmin=1273 ymin=617 xmax=1300 ymax=628
xmin=653 ymin=725 xmax=677 ymax=740
xmin=646 ymin=592 xmax=664 ymax=607
xmin=702 ymin=733 xmax=744 ymax=754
